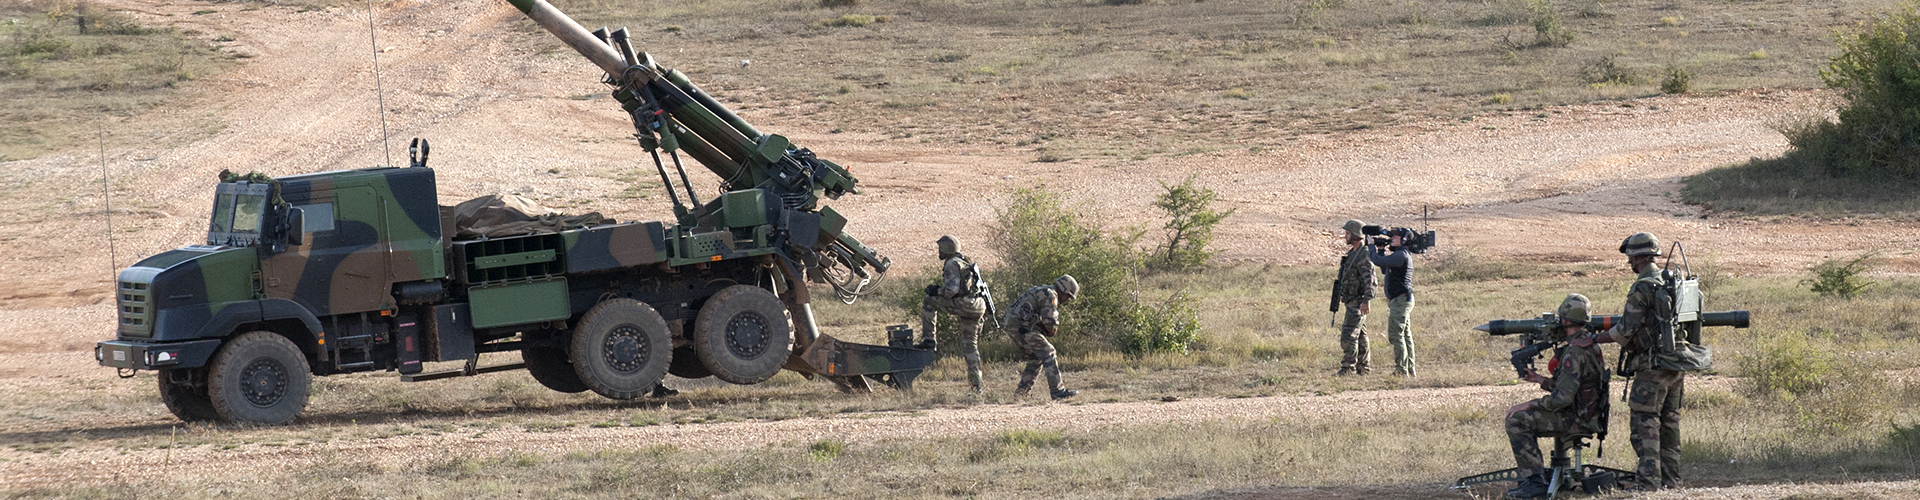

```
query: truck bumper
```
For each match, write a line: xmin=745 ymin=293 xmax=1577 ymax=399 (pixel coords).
xmin=96 ymin=339 xmax=223 ymax=370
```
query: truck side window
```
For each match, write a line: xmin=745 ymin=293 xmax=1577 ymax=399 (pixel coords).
xmin=295 ymin=202 xmax=336 ymax=233
xmin=209 ymin=193 xmax=235 ymax=233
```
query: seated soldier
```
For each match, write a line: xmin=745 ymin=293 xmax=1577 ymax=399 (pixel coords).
xmin=1503 ymin=294 xmax=1612 ymax=500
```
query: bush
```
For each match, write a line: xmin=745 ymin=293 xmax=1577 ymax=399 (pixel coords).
xmin=1117 ymin=292 xmax=1201 ymax=355
xmin=987 ymin=186 xmax=1145 ymax=347
xmin=1150 ymin=176 xmax=1235 ymax=271
xmin=820 ymin=14 xmax=889 ymax=27
xmin=1803 ymin=253 xmax=1877 ymax=299
xmin=819 ymin=0 xmax=860 ymax=7
xmin=1737 ymin=331 xmax=1836 ymax=399
xmin=1660 ymin=64 xmax=1692 ymax=94
xmin=1529 ymin=1 xmax=1575 ymax=47
xmin=1581 ymin=54 xmax=1639 ymax=86
xmin=1809 ymin=1 xmax=1920 ymax=180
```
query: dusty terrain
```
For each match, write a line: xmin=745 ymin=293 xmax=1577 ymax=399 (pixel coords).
xmin=3 ymin=0 xmax=1919 ymax=496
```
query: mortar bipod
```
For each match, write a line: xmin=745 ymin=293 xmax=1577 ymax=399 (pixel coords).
xmin=1451 ymin=435 xmax=1639 ymax=498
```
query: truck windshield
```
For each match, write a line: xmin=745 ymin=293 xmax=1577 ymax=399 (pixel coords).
xmin=231 ymin=194 xmax=266 ymax=234
xmin=209 ymin=193 xmax=235 ymax=233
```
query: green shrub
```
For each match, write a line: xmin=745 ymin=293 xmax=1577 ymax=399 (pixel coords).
xmin=808 ymin=439 xmax=846 ymax=460
xmin=1529 ymin=1 xmax=1574 ymax=47
xmin=1660 ymin=64 xmax=1692 ymax=94
xmin=1737 ymin=331 xmax=1836 ymax=399
xmin=1150 ymin=175 xmax=1235 ymax=271
xmin=1117 ymin=292 xmax=1201 ymax=355
xmin=1581 ymin=54 xmax=1639 ymax=85
xmin=1810 ymin=1 xmax=1920 ymax=180
xmin=987 ymin=186 xmax=1144 ymax=345
xmin=1803 ymin=253 xmax=1877 ymax=299
xmin=820 ymin=14 xmax=888 ymax=27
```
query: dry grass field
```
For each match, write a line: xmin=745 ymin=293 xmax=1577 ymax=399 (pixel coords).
xmin=5 ymin=0 xmax=1920 ymax=498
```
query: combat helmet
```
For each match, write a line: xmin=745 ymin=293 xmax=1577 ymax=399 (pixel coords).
xmin=1342 ymin=219 xmax=1366 ymax=238
xmin=936 ymin=235 xmax=960 ymax=257
xmin=1618 ymin=232 xmax=1661 ymax=257
xmin=1054 ymin=275 xmax=1080 ymax=302
xmin=1552 ymin=293 xmax=1592 ymax=341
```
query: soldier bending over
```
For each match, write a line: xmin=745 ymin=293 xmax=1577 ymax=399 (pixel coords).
xmin=1003 ymin=275 xmax=1080 ymax=400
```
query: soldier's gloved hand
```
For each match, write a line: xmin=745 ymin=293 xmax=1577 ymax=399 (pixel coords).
xmin=924 ymin=285 xmax=940 ymax=297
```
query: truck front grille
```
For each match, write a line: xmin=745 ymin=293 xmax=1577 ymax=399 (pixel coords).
xmin=118 ymin=280 xmax=153 ymax=338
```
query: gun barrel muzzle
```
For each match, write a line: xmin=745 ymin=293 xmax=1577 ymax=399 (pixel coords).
xmin=1701 ymin=310 xmax=1750 ymax=328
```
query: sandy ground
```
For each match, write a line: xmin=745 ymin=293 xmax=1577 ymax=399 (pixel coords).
xmin=2 ymin=0 xmax=1919 ymax=495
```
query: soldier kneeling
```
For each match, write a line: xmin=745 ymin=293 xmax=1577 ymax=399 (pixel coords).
xmin=1503 ymin=294 xmax=1611 ymax=500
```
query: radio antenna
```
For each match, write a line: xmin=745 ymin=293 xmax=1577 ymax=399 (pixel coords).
xmin=99 ymin=118 xmax=118 ymax=278
xmin=365 ymin=0 xmax=393 ymax=166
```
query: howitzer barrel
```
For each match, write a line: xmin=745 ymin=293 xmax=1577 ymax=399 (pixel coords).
xmin=503 ymin=0 xmax=628 ymax=77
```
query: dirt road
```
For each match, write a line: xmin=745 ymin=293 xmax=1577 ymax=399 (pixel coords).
xmin=1 ymin=0 xmax=1918 ymax=496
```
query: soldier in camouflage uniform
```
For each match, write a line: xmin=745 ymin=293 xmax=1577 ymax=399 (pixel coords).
xmin=1335 ymin=219 xmax=1377 ymax=375
xmin=1598 ymin=232 xmax=1685 ymax=490
xmin=921 ymin=235 xmax=990 ymax=393
xmin=1003 ymin=275 xmax=1080 ymax=400
xmin=1502 ymin=294 xmax=1612 ymax=500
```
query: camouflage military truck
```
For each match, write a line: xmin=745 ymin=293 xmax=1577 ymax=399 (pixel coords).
xmin=95 ymin=0 xmax=936 ymax=425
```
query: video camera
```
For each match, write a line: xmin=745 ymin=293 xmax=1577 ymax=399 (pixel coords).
xmin=1361 ymin=225 xmax=1437 ymax=254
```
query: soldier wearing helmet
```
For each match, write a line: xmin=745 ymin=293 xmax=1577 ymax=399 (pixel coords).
xmin=1333 ymin=219 xmax=1377 ymax=375
xmin=1002 ymin=275 xmax=1080 ymax=400
xmin=1501 ymin=294 xmax=1611 ymax=500
xmin=921 ymin=235 xmax=990 ymax=394
xmin=1596 ymin=232 xmax=1685 ymax=490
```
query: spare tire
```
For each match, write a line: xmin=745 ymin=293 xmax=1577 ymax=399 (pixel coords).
xmin=570 ymin=298 xmax=671 ymax=399
xmin=692 ymin=285 xmax=792 ymax=384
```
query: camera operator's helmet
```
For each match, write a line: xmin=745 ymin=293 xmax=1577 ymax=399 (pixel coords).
xmin=936 ymin=235 xmax=960 ymax=256
xmin=1054 ymin=275 xmax=1080 ymax=302
xmin=1341 ymin=219 xmax=1366 ymax=238
xmin=1618 ymin=232 xmax=1661 ymax=257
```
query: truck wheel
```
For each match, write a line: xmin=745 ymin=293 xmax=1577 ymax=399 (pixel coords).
xmin=522 ymin=346 xmax=590 ymax=393
xmin=206 ymin=331 xmax=311 ymax=425
xmin=693 ymin=285 xmax=792 ymax=385
xmin=570 ymin=298 xmax=671 ymax=399
xmin=157 ymin=369 xmax=219 ymax=422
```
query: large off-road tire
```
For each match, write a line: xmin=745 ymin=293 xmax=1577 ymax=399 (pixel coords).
xmin=521 ymin=346 xmax=589 ymax=393
xmin=570 ymin=298 xmax=672 ymax=399
xmin=157 ymin=368 xmax=219 ymax=422
xmin=668 ymin=346 xmax=713 ymax=379
xmin=693 ymin=285 xmax=792 ymax=385
xmin=206 ymin=331 xmax=311 ymax=425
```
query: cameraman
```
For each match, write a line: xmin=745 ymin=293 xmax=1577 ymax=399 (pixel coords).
xmin=1503 ymin=294 xmax=1610 ymax=500
xmin=1367 ymin=229 xmax=1417 ymax=377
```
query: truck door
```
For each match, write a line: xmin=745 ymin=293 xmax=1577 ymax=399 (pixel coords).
xmin=264 ymin=186 xmax=392 ymax=315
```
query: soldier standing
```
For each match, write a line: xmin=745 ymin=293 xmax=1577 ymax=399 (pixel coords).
xmin=1003 ymin=275 xmax=1080 ymax=400
xmin=921 ymin=235 xmax=990 ymax=394
xmin=1502 ymin=294 xmax=1611 ymax=500
xmin=1596 ymin=232 xmax=1684 ymax=490
xmin=1333 ymin=219 xmax=1376 ymax=375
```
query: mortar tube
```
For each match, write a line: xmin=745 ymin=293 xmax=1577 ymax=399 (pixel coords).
xmin=666 ymin=69 xmax=763 ymax=141
xmin=503 ymin=0 xmax=628 ymax=78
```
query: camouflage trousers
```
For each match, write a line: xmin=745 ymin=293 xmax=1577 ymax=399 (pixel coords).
xmin=1506 ymin=406 xmax=1579 ymax=474
xmin=1385 ymin=295 xmax=1415 ymax=376
xmin=1339 ymin=302 xmax=1370 ymax=373
xmin=1011 ymin=328 xmax=1063 ymax=395
xmin=922 ymin=295 xmax=987 ymax=391
xmin=1629 ymin=368 xmax=1685 ymax=489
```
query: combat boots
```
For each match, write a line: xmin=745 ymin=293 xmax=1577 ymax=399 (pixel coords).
xmin=1504 ymin=471 xmax=1550 ymax=500
xmin=1050 ymin=388 xmax=1078 ymax=400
